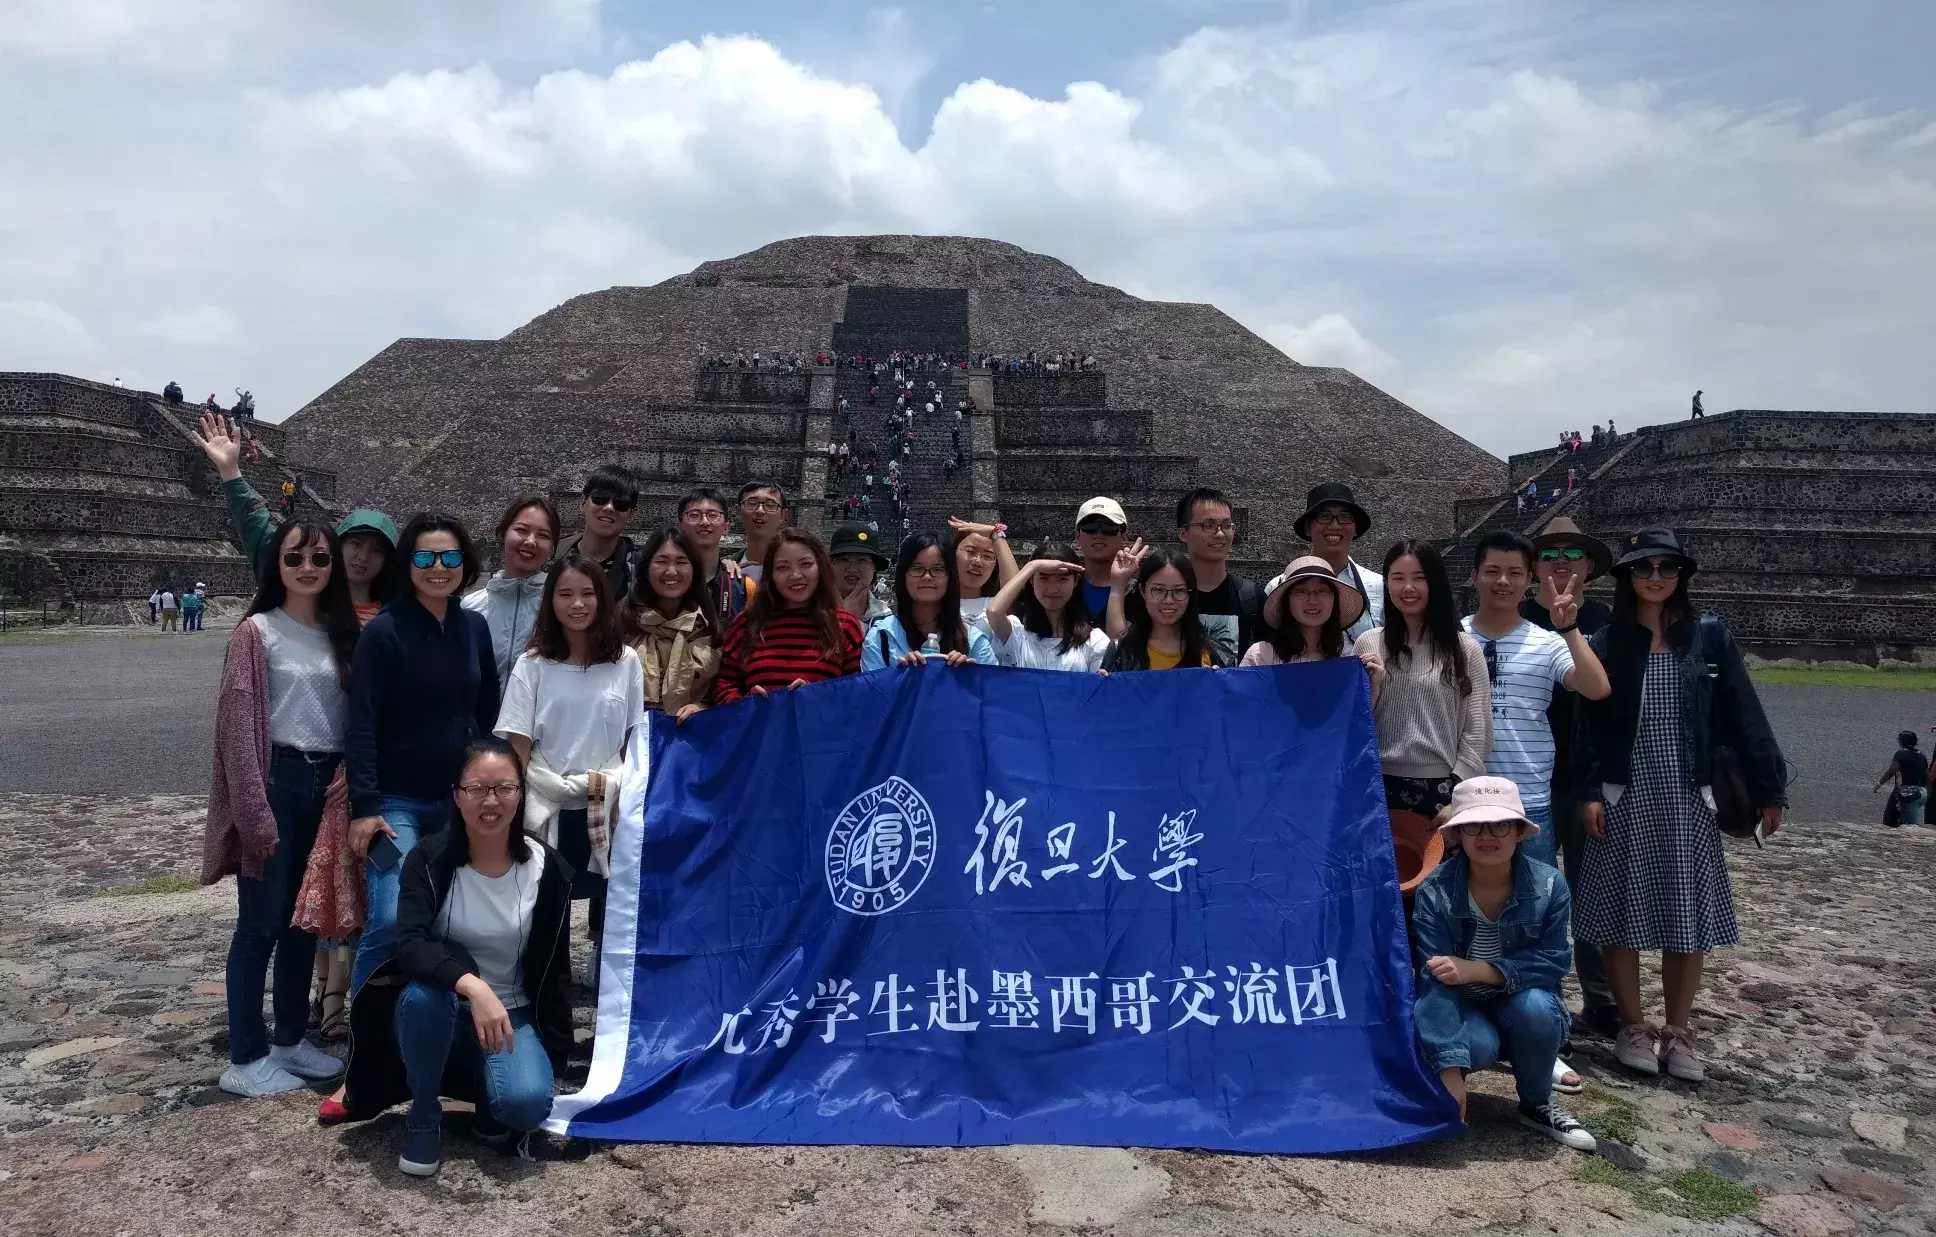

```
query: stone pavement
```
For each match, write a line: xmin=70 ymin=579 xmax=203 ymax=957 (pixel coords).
xmin=2 ymin=790 xmax=1931 ymax=1237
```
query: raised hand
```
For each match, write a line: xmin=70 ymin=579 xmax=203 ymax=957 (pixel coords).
xmin=1541 ymin=572 xmax=1581 ymax=630
xmin=948 ymin=515 xmax=997 ymax=537
xmin=195 ymin=411 xmax=243 ymax=482
xmin=1109 ymin=538 xmax=1150 ymax=588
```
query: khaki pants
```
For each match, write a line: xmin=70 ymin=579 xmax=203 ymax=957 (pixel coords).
xmin=161 ymin=610 xmax=179 ymax=631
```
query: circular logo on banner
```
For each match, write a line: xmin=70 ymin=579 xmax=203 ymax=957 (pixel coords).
xmin=825 ymin=776 xmax=937 ymax=916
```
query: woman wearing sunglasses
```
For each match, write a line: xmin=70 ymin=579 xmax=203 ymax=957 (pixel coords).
xmin=983 ymin=540 xmax=1109 ymax=672
xmin=860 ymin=533 xmax=999 ymax=670
xmin=1356 ymin=541 xmax=1490 ymax=820
xmin=341 ymin=514 xmax=499 ymax=1004
xmin=203 ymin=521 xmax=361 ymax=1097
xmin=1573 ymin=529 xmax=1787 ymax=1084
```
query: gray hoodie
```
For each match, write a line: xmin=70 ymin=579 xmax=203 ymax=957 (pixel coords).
xmin=461 ymin=570 xmax=548 ymax=695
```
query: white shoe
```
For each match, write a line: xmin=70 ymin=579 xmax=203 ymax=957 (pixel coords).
xmin=219 ymin=1057 xmax=309 ymax=1098
xmin=1552 ymin=1057 xmax=1584 ymax=1095
xmin=269 ymin=1040 xmax=345 ymax=1081
xmin=1517 ymin=1101 xmax=1598 ymax=1152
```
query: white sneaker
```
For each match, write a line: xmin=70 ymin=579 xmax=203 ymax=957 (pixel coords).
xmin=269 ymin=1040 xmax=345 ymax=1081
xmin=219 ymin=1056 xmax=309 ymax=1098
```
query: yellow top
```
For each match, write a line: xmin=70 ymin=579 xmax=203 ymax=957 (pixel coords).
xmin=1147 ymin=645 xmax=1212 ymax=671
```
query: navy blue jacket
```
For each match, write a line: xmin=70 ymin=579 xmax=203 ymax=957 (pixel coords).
xmin=345 ymin=595 xmax=499 ymax=818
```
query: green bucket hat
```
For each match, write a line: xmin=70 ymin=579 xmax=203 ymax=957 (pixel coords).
xmin=334 ymin=508 xmax=399 ymax=549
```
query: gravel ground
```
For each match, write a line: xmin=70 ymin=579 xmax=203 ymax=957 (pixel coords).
xmin=1 ymin=627 xmax=1929 ymax=820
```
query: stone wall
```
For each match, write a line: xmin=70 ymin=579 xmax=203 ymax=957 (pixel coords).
xmin=694 ymin=370 xmax=810 ymax=405
xmin=993 ymin=372 xmax=1107 ymax=407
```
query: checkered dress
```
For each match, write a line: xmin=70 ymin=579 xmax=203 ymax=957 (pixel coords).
xmin=1574 ymin=652 xmax=1739 ymax=952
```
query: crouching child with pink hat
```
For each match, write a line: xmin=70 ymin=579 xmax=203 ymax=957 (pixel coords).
xmin=1410 ymin=776 xmax=1596 ymax=1152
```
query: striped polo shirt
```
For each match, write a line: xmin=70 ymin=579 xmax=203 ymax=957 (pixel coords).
xmin=1460 ymin=617 xmax=1574 ymax=811
xmin=713 ymin=608 xmax=864 ymax=704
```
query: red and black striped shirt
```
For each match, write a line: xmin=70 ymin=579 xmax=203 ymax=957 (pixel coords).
xmin=713 ymin=607 xmax=864 ymax=704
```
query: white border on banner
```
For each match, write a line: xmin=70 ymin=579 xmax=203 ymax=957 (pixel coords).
xmin=542 ymin=711 xmax=654 ymax=1133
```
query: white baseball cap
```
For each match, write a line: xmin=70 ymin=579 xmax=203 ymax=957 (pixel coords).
xmin=1075 ymin=496 xmax=1128 ymax=529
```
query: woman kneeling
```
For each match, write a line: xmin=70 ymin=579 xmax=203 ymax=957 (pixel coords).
xmin=340 ymin=739 xmax=573 ymax=1176
xmin=1411 ymin=776 xmax=1595 ymax=1152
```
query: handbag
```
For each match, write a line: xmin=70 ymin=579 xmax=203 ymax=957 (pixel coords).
xmin=1695 ymin=615 xmax=1760 ymax=839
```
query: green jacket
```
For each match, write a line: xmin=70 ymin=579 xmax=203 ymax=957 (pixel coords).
xmin=220 ymin=477 xmax=397 ymax=581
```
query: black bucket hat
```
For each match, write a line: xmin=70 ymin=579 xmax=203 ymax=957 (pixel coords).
xmin=829 ymin=522 xmax=890 ymax=568
xmin=1612 ymin=527 xmax=1698 ymax=574
xmin=1294 ymin=482 xmax=1372 ymax=541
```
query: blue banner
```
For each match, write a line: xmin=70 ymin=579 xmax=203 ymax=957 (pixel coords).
xmin=549 ymin=659 xmax=1460 ymax=1153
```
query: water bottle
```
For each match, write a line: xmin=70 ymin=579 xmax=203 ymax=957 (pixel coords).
xmin=921 ymin=633 xmax=941 ymax=659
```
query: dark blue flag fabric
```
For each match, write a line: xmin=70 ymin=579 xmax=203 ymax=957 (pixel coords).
xmin=547 ymin=658 xmax=1460 ymax=1153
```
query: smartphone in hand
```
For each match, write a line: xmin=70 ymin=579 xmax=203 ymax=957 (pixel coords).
xmin=369 ymin=833 xmax=403 ymax=871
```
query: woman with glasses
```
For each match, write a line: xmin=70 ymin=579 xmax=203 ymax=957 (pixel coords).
xmin=204 ymin=520 xmax=362 ymax=1098
xmin=714 ymin=527 xmax=865 ymax=702
xmin=495 ymin=552 xmax=646 ymax=978
xmin=621 ymin=526 xmax=721 ymax=720
xmin=339 ymin=740 xmax=576 ymax=1177
xmin=1573 ymin=529 xmax=1787 ymax=1083
xmin=1357 ymin=541 xmax=1490 ymax=819
xmin=861 ymin=533 xmax=999 ymax=670
xmin=1242 ymin=556 xmax=1359 ymax=666
xmin=341 ymin=514 xmax=499 ymax=1003
xmin=946 ymin=516 xmax=1020 ymax=630
xmin=984 ymin=540 xmax=1110 ymax=672
xmin=1100 ymin=546 xmax=1222 ymax=670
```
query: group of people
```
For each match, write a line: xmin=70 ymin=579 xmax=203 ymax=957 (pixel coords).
xmin=147 ymin=582 xmax=207 ymax=630
xmin=191 ymin=407 xmax=1790 ymax=1173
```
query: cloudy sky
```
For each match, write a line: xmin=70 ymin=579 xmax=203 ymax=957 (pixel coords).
xmin=4 ymin=0 xmax=1932 ymax=455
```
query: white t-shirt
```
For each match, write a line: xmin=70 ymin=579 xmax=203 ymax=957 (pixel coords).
xmin=437 ymin=850 xmax=545 ymax=1009
xmin=1460 ymin=617 xmax=1574 ymax=810
xmin=494 ymin=648 xmax=646 ymax=775
xmin=160 ymin=591 xmax=178 ymax=611
xmin=996 ymin=625 xmax=1109 ymax=672
xmin=252 ymin=609 xmax=348 ymax=752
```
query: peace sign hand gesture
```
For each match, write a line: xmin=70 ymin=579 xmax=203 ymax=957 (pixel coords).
xmin=1109 ymin=538 xmax=1149 ymax=588
xmin=1540 ymin=571 xmax=1581 ymax=630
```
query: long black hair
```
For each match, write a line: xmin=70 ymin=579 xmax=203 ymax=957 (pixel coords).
xmin=1015 ymin=539 xmax=1093 ymax=654
xmin=1611 ymin=558 xmax=1696 ymax=630
xmin=893 ymin=533 xmax=970 ymax=655
xmin=446 ymin=738 xmax=532 ymax=866
xmin=622 ymin=525 xmax=721 ymax=643
xmin=527 ymin=551 xmax=624 ymax=665
xmin=245 ymin=520 xmax=360 ymax=688
xmin=1380 ymin=540 xmax=1471 ymax=697
xmin=1267 ymin=575 xmax=1346 ymax=662
xmin=947 ymin=527 xmax=1001 ymax=599
xmin=1117 ymin=548 xmax=1215 ymax=669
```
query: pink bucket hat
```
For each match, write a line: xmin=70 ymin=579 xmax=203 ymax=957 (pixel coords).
xmin=1440 ymin=776 xmax=1539 ymax=835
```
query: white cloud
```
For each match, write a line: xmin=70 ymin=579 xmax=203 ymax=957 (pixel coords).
xmin=141 ymin=304 xmax=246 ymax=351
xmin=2 ymin=3 xmax=1933 ymax=451
xmin=0 ymin=300 xmax=100 ymax=370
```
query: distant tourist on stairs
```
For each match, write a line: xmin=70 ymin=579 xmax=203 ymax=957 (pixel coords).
xmin=730 ymin=482 xmax=788 ymax=583
xmin=1690 ymin=390 xmax=1704 ymax=420
xmin=148 ymin=587 xmax=161 ymax=624
xmin=1262 ymin=483 xmax=1380 ymax=644
xmin=463 ymin=493 xmax=561 ymax=697
xmin=1172 ymin=487 xmax=1261 ymax=664
xmin=556 ymin=466 xmax=640 ymax=601
xmin=676 ymin=487 xmax=753 ymax=623
xmin=280 ymin=478 xmax=297 ymax=518
xmin=234 ymin=388 xmax=255 ymax=419
xmin=163 ymin=380 xmax=184 ymax=405
xmin=1073 ymin=496 xmax=1130 ymax=619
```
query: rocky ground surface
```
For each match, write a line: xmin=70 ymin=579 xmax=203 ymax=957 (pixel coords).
xmin=2 ymin=790 xmax=1931 ymax=1237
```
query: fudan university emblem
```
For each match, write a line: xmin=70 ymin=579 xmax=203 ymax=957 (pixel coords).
xmin=825 ymin=777 xmax=937 ymax=916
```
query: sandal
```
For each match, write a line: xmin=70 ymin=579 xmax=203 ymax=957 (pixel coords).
xmin=317 ymin=948 xmax=351 ymax=1043
xmin=1552 ymin=1057 xmax=1584 ymax=1095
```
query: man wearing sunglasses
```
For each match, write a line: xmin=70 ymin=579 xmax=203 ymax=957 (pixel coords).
xmin=1521 ymin=517 xmax=1618 ymax=1039
xmin=558 ymin=466 xmax=641 ymax=600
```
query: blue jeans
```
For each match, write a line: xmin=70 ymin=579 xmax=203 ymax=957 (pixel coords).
xmin=1434 ymin=986 xmax=1569 ymax=1109
xmin=1902 ymin=787 xmax=1927 ymax=827
xmin=349 ymin=796 xmax=447 ymax=993
xmin=394 ymin=982 xmax=553 ymax=1134
xmin=1518 ymin=800 xmax=1558 ymax=870
xmin=225 ymin=747 xmax=339 ymax=1064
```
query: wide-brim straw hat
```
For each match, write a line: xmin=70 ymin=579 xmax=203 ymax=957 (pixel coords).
xmin=1533 ymin=516 xmax=1613 ymax=580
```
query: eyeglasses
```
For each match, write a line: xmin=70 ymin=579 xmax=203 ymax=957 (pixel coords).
xmin=1143 ymin=585 xmax=1190 ymax=602
xmin=740 ymin=498 xmax=784 ymax=513
xmin=905 ymin=565 xmax=950 ymax=581
xmin=681 ymin=508 xmax=727 ymax=525
xmin=1189 ymin=520 xmax=1237 ymax=536
xmin=1456 ymin=820 xmax=1518 ymax=838
xmin=282 ymin=550 xmax=333 ymax=569
xmin=1538 ymin=546 xmax=1587 ymax=563
xmin=586 ymin=491 xmax=636 ymax=512
xmin=1628 ymin=560 xmax=1683 ymax=580
xmin=1482 ymin=640 xmax=1498 ymax=684
xmin=456 ymin=782 xmax=521 ymax=802
xmin=411 ymin=549 xmax=465 ymax=570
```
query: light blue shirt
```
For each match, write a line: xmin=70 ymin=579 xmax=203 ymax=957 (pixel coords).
xmin=861 ymin=614 xmax=999 ymax=671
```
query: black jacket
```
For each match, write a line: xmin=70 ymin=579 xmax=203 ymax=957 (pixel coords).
xmin=342 ymin=830 xmax=576 ymax=1122
xmin=1572 ymin=612 xmax=1787 ymax=808
xmin=344 ymin=595 xmax=499 ymax=817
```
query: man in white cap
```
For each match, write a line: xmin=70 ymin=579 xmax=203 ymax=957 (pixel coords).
xmin=1073 ymin=496 xmax=1129 ymax=619
xmin=1409 ymin=776 xmax=1596 ymax=1153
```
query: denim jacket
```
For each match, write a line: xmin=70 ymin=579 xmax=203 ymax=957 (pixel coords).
xmin=1410 ymin=850 xmax=1572 ymax=1071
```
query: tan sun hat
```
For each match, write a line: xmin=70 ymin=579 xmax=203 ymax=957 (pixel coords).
xmin=1439 ymin=776 xmax=1539 ymax=835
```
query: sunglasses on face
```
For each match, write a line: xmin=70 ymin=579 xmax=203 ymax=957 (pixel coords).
xmin=1076 ymin=522 xmax=1123 ymax=536
xmin=1538 ymin=546 xmax=1587 ymax=563
xmin=1628 ymin=560 xmax=1682 ymax=580
xmin=411 ymin=549 xmax=465 ymax=570
xmin=282 ymin=550 xmax=333 ymax=569
xmin=1457 ymin=820 xmax=1518 ymax=838
xmin=586 ymin=491 xmax=636 ymax=512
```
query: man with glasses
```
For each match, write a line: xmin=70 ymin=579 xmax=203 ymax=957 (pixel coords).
xmin=1262 ymin=482 xmax=1380 ymax=643
xmin=557 ymin=465 xmax=640 ymax=599
xmin=730 ymin=482 xmax=789 ymax=582
xmin=676 ymin=487 xmax=753 ymax=621
xmin=1074 ymin=496 xmax=1130 ymax=618
xmin=1522 ymin=517 xmax=1618 ymax=1038
xmin=1174 ymin=487 xmax=1261 ymax=664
